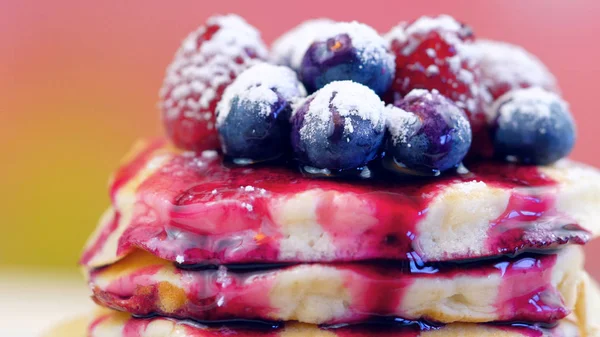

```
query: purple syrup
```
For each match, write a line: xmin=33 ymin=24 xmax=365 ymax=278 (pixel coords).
xmin=82 ymin=139 xmax=590 ymax=267
xmin=173 ymin=250 xmax=557 ymax=274
xmin=92 ymin=249 xmax=567 ymax=326
xmin=130 ymin=314 xmax=284 ymax=330
xmin=113 ymin=314 xmax=561 ymax=337
xmin=176 ymin=261 xmax=294 ymax=272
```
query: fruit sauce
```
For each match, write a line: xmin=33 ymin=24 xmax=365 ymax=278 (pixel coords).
xmin=90 ymin=247 xmax=571 ymax=324
xmin=91 ymin=314 xmax=559 ymax=337
xmin=81 ymin=139 xmax=589 ymax=267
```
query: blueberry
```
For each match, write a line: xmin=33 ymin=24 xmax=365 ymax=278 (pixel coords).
xmin=270 ymin=18 xmax=335 ymax=71
xmin=216 ymin=63 xmax=306 ymax=163
xmin=383 ymin=89 xmax=472 ymax=176
xmin=490 ymin=87 xmax=575 ymax=165
xmin=290 ymin=81 xmax=386 ymax=170
xmin=299 ymin=22 xmax=395 ymax=96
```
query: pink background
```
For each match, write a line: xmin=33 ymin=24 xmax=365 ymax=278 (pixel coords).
xmin=1 ymin=0 xmax=599 ymax=277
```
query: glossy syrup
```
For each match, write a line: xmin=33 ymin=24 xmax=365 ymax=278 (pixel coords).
xmin=80 ymin=211 xmax=120 ymax=265
xmin=91 ymin=251 xmax=568 ymax=325
xmin=81 ymin=139 xmax=590 ymax=266
xmin=94 ymin=314 xmax=561 ymax=337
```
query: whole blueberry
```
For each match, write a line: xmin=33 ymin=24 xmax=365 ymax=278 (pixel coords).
xmin=270 ymin=18 xmax=335 ymax=71
xmin=384 ymin=89 xmax=472 ymax=176
xmin=290 ymin=81 xmax=386 ymax=170
xmin=300 ymin=22 xmax=395 ymax=96
xmin=216 ymin=63 xmax=306 ymax=163
xmin=490 ymin=87 xmax=576 ymax=165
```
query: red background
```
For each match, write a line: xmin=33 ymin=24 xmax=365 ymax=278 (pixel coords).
xmin=1 ymin=0 xmax=599 ymax=277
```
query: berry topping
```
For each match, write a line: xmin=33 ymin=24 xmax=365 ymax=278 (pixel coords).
xmin=300 ymin=22 xmax=395 ymax=95
xmin=489 ymin=87 xmax=576 ymax=165
xmin=384 ymin=89 xmax=472 ymax=176
xmin=386 ymin=15 xmax=488 ymax=125
xmin=270 ymin=18 xmax=335 ymax=71
xmin=475 ymin=40 xmax=559 ymax=100
xmin=290 ymin=81 xmax=386 ymax=170
xmin=215 ymin=63 xmax=306 ymax=163
xmin=160 ymin=14 xmax=268 ymax=151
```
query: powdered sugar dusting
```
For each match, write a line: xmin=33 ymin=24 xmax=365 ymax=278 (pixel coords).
xmin=385 ymin=15 xmax=467 ymax=46
xmin=316 ymin=21 xmax=395 ymax=74
xmin=384 ymin=21 xmax=408 ymax=45
xmin=475 ymin=39 xmax=558 ymax=95
xmin=406 ymin=15 xmax=463 ymax=38
xmin=400 ymin=89 xmax=472 ymax=145
xmin=178 ymin=14 xmax=267 ymax=60
xmin=385 ymin=105 xmax=421 ymax=145
xmin=404 ymin=88 xmax=436 ymax=100
xmin=216 ymin=63 xmax=306 ymax=127
xmin=489 ymin=87 xmax=569 ymax=125
xmin=385 ymin=15 xmax=486 ymax=117
xmin=271 ymin=18 xmax=335 ymax=71
xmin=160 ymin=14 xmax=268 ymax=123
xmin=298 ymin=81 xmax=385 ymax=142
xmin=201 ymin=150 xmax=219 ymax=160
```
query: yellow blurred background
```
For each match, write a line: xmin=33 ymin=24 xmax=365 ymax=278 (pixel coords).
xmin=2 ymin=1 xmax=600 ymax=274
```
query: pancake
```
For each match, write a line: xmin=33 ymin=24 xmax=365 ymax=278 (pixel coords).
xmin=573 ymin=272 xmax=600 ymax=336
xmin=88 ymin=246 xmax=583 ymax=325
xmin=47 ymin=311 xmax=583 ymax=337
xmin=81 ymin=139 xmax=600 ymax=268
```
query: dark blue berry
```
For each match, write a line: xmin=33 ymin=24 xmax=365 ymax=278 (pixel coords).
xmin=299 ymin=22 xmax=395 ymax=96
xmin=216 ymin=64 xmax=306 ymax=163
xmin=491 ymin=87 xmax=575 ymax=165
xmin=384 ymin=89 xmax=472 ymax=176
xmin=290 ymin=81 xmax=386 ymax=170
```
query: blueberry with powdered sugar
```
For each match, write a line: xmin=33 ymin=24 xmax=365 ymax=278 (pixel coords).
xmin=270 ymin=18 xmax=335 ymax=71
xmin=300 ymin=22 xmax=396 ymax=96
xmin=290 ymin=81 xmax=386 ymax=170
xmin=383 ymin=89 xmax=472 ymax=176
xmin=489 ymin=87 xmax=575 ymax=165
xmin=216 ymin=63 xmax=306 ymax=163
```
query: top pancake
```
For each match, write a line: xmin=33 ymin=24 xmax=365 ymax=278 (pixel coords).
xmin=81 ymin=139 xmax=600 ymax=268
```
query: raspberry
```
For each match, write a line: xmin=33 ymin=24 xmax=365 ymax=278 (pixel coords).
xmin=475 ymin=40 xmax=558 ymax=100
xmin=159 ymin=14 xmax=268 ymax=151
xmin=386 ymin=15 xmax=491 ymax=156
xmin=387 ymin=15 xmax=484 ymax=110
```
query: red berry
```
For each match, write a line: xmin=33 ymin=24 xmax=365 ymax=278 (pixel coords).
xmin=160 ymin=14 xmax=268 ymax=151
xmin=475 ymin=40 xmax=558 ymax=100
xmin=387 ymin=15 xmax=491 ymax=156
xmin=386 ymin=15 xmax=488 ymax=117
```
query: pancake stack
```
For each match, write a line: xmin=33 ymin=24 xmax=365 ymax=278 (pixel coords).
xmin=45 ymin=139 xmax=600 ymax=337
xmin=47 ymin=13 xmax=600 ymax=337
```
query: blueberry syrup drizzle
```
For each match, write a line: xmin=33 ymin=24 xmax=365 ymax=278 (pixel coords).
xmin=80 ymin=210 xmax=121 ymax=266
xmin=109 ymin=140 xmax=166 ymax=202
xmin=100 ymin=314 xmax=561 ymax=337
xmin=488 ymin=193 xmax=587 ymax=256
xmin=91 ymin=249 xmax=570 ymax=325
xmin=176 ymin=261 xmax=294 ymax=272
xmin=174 ymin=250 xmax=558 ymax=273
xmin=130 ymin=313 xmax=284 ymax=330
xmin=81 ymin=139 xmax=590 ymax=267
xmin=322 ymin=316 xmax=443 ymax=332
